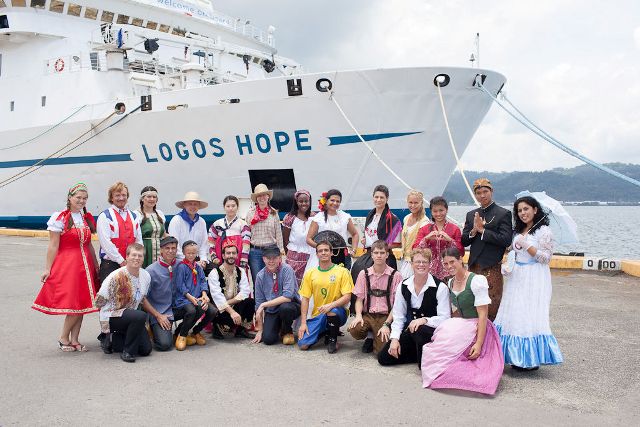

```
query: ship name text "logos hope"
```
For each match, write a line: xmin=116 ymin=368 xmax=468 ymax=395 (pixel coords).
xmin=141 ymin=129 xmax=311 ymax=163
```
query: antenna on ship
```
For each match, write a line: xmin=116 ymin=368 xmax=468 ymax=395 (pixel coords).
xmin=469 ymin=33 xmax=480 ymax=68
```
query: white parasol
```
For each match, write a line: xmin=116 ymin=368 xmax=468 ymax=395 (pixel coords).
xmin=515 ymin=190 xmax=579 ymax=245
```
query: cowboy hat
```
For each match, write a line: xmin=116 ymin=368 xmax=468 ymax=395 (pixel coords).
xmin=175 ymin=191 xmax=208 ymax=209
xmin=250 ymin=183 xmax=273 ymax=203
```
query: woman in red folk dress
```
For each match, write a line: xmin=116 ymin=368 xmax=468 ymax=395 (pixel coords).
xmin=32 ymin=183 xmax=100 ymax=352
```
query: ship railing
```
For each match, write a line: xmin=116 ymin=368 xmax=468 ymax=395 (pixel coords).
xmin=43 ymin=55 xmax=84 ymax=75
xmin=208 ymin=10 xmax=275 ymax=48
xmin=127 ymin=59 xmax=179 ymax=76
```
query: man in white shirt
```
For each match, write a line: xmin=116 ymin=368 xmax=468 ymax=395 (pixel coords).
xmin=96 ymin=182 xmax=143 ymax=286
xmin=208 ymin=241 xmax=254 ymax=339
xmin=95 ymin=243 xmax=151 ymax=363
xmin=378 ymin=248 xmax=450 ymax=367
xmin=168 ymin=191 xmax=209 ymax=265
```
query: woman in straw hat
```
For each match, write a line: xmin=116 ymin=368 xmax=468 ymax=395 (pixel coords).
xmin=246 ymin=183 xmax=284 ymax=283
xmin=32 ymin=182 xmax=99 ymax=352
xmin=168 ymin=191 xmax=209 ymax=266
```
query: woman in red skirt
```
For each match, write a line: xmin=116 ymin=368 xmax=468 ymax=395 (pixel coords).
xmin=32 ymin=183 xmax=100 ymax=352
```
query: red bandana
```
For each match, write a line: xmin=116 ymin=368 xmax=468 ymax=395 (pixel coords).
xmin=251 ymin=205 xmax=270 ymax=225
xmin=181 ymin=259 xmax=198 ymax=286
xmin=272 ymin=271 xmax=278 ymax=293
xmin=159 ymin=258 xmax=176 ymax=279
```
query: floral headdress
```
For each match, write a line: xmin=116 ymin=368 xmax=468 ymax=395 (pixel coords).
xmin=317 ymin=192 xmax=328 ymax=211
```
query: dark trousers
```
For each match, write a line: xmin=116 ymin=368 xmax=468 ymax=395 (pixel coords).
xmin=98 ymin=259 xmax=121 ymax=288
xmin=173 ymin=304 xmax=217 ymax=337
xmin=378 ymin=325 xmax=435 ymax=367
xmin=262 ymin=301 xmax=301 ymax=345
xmin=150 ymin=322 xmax=174 ymax=351
xmin=108 ymin=309 xmax=152 ymax=356
xmin=214 ymin=298 xmax=255 ymax=328
xmin=469 ymin=263 xmax=503 ymax=321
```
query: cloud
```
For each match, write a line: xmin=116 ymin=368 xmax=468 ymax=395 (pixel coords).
xmin=215 ymin=0 xmax=640 ymax=171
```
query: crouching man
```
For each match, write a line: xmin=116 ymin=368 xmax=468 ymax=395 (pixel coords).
xmin=378 ymin=248 xmax=450 ymax=367
xmin=348 ymin=240 xmax=403 ymax=354
xmin=298 ymin=241 xmax=354 ymax=353
xmin=252 ymin=245 xmax=301 ymax=345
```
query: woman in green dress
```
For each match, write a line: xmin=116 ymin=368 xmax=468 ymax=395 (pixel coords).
xmin=135 ymin=186 xmax=166 ymax=267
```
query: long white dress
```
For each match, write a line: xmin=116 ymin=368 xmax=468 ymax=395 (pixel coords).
xmin=494 ymin=225 xmax=563 ymax=368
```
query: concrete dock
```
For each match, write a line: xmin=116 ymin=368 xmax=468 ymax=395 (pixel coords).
xmin=1 ymin=235 xmax=638 ymax=426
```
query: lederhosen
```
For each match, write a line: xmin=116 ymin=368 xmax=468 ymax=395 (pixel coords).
xmin=364 ymin=268 xmax=397 ymax=314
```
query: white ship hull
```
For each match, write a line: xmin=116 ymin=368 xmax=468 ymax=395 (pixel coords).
xmin=0 ymin=67 xmax=505 ymax=226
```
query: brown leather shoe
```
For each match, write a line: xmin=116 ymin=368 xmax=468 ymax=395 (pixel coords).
xmin=282 ymin=333 xmax=295 ymax=345
xmin=194 ymin=333 xmax=206 ymax=346
xmin=175 ymin=336 xmax=187 ymax=351
xmin=186 ymin=335 xmax=197 ymax=346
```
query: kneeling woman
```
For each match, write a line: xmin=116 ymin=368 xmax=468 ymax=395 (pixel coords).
xmin=421 ymin=247 xmax=504 ymax=395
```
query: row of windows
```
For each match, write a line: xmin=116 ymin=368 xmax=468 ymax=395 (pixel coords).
xmin=1 ymin=1 xmax=188 ymax=36
xmin=8 ymin=96 xmax=46 ymax=111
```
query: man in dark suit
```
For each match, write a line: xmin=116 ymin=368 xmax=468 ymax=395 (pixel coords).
xmin=461 ymin=178 xmax=512 ymax=321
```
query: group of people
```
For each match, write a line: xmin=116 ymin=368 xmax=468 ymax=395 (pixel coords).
xmin=32 ymin=178 xmax=564 ymax=395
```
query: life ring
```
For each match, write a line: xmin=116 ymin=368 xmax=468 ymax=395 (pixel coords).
xmin=54 ymin=58 xmax=65 ymax=73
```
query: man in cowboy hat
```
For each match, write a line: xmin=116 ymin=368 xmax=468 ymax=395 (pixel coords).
xmin=247 ymin=183 xmax=284 ymax=283
xmin=168 ymin=191 xmax=209 ymax=266
xmin=461 ymin=178 xmax=512 ymax=321
xmin=252 ymin=244 xmax=300 ymax=345
xmin=143 ymin=235 xmax=179 ymax=351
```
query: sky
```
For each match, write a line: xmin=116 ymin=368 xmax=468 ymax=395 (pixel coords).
xmin=215 ymin=0 xmax=640 ymax=172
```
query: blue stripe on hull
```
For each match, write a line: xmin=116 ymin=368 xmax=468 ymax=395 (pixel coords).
xmin=0 ymin=154 xmax=133 ymax=169
xmin=328 ymin=131 xmax=422 ymax=146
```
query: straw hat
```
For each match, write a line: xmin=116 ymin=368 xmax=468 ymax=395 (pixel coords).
xmin=250 ymin=183 xmax=273 ymax=203
xmin=175 ymin=191 xmax=208 ymax=209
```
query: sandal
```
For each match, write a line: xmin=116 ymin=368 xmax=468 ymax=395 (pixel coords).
xmin=71 ymin=343 xmax=88 ymax=352
xmin=58 ymin=341 xmax=76 ymax=352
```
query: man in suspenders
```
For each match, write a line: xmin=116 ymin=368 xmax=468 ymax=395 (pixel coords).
xmin=348 ymin=240 xmax=403 ymax=355
xmin=97 ymin=182 xmax=143 ymax=287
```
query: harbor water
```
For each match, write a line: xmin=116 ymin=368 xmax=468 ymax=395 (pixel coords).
xmin=444 ymin=205 xmax=640 ymax=260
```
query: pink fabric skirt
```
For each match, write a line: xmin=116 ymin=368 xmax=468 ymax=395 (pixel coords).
xmin=421 ymin=318 xmax=504 ymax=395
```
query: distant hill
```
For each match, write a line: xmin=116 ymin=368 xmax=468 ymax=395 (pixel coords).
xmin=443 ymin=163 xmax=640 ymax=204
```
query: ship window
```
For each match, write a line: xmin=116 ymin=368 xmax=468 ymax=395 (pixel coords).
xmin=146 ymin=20 xmax=158 ymax=30
xmin=171 ymin=27 xmax=186 ymax=37
xmin=67 ymin=3 xmax=80 ymax=16
xmin=30 ymin=0 xmax=46 ymax=8
xmin=0 ymin=15 xmax=7 ymax=29
xmin=158 ymin=24 xmax=170 ymax=33
xmin=100 ymin=10 xmax=114 ymax=23
xmin=131 ymin=17 xmax=143 ymax=27
xmin=89 ymin=52 xmax=98 ymax=70
xmin=49 ymin=0 xmax=64 ymax=13
xmin=116 ymin=14 xmax=129 ymax=24
xmin=10 ymin=101 xmax=14 ymax=111
xmin=41 ymin=96 xmax=46 ymax=107
xmin=248 ymin=169 xmax=297 ymax=213
xmin=12 ymin=0 xmax=26 ymax=6
xmin=84 ymin=7 xmax=97 ymax=20
xmin=0 ymin=1 xmax=6 ymax=8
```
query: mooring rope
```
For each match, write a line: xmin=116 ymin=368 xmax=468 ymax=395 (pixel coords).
xmin=477 ymin=81 xmax=640 ymax=188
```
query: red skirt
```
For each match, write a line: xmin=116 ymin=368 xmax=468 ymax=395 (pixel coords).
xmin=32 ymin=226 xmax=98 ymax=315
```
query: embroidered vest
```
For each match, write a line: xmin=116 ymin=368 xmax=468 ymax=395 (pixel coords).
xmin=216 ymin=266 xmax=242 ymax=299
xmin=103 ymin=208 xmax=138 ymax=259
xmin=448 ymin=273 xmax=479 ymax=319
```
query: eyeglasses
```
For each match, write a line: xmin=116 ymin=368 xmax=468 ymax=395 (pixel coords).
xmin=412 ymin=260 xmax=429 ymax=265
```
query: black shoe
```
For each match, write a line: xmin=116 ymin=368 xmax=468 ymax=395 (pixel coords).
xmin=327 ymin=337 xmax=338 ymax=354
xmin=511 ymin=365 xmax=539 ymax=372
xmin=211 ymin=324 xmax=225 ymax=340
xmin=234 ymin=327 xmax=255 ymax=339
xmin=120 ymin=351 xmax=136 ymax=363
xmin=100 ymin=333 xmax=112 ymax=354
xmin=361 ymin=338 xmax=374 ymax=353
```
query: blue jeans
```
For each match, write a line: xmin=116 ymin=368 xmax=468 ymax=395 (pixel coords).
xmin=248 ymin=247 xmax=265 ymax=284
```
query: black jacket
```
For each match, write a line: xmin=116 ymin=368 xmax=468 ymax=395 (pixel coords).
xmin=461 ymin=202 xmax=512 ymax=268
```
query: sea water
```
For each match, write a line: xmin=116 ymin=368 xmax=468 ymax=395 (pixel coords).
xmin=444 ymin=205 xmax=640 ymax=260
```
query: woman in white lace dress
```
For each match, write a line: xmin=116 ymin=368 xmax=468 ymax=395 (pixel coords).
xmin=495 ymin=196 xmax=563 ymax=371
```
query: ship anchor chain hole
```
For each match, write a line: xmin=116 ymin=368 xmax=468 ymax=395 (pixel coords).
xmin=433 ymin=74 xmax=450 ymax=87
